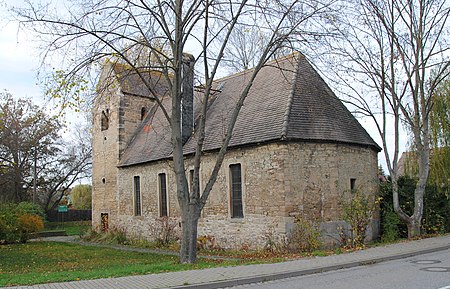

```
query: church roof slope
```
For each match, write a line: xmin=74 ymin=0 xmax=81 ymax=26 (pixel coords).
xmin=118 ymin=54 xmax=380 ymax=167
xmin=284 ymin=55 xmax=380 ymax=147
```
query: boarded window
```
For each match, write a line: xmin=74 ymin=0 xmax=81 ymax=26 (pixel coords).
xmin=101 ymin=109 xmax=109 ymax=131
xmin=134 ymin=176 xmax=141 ymax=216
xmin=159 ymin=173 xmax=168 ymax=217
xmin=230 ymin=164 xmax=243 ymax=218
xmin=101 ymin=213 xmax=109 ymax=231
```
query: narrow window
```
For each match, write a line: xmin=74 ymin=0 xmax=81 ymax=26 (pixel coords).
xmin=159 ymin=173 xmax=168 ymax=217
xmin=140 ymin=107 xmax=146 ymax=120
xmin=101 ymin=109 xmax=109 ymax=131
xmin=230 ymin=164 xmax=243 ymax=218
xmin=350 ymin=178 xmax=356 ymax=192
xmin=189 ymin=169 xmax=194 ymax=193
xmin=134 ymin=176 xmax=141 ymax=216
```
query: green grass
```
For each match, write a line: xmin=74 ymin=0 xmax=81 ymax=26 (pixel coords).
xmin=0 ymin=242 xmax=243 ymax=287
xmin=44 ymin=221 xmax=91 ymax=236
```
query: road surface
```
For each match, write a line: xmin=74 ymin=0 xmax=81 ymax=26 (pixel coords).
xmin=226 ymin=249 xmax=450 ymax=289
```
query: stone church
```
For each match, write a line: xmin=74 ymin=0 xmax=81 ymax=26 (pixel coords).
xmin=92 ymin=53 xmax=381 ymax=248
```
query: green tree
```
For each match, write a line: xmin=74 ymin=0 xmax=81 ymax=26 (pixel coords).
xmin=429 ymin=75 xmax=450 ymax=191
xmin=0 ymin=92 xmax=91 ymax=212
xmin=0 ymin=92 xmax=60 ymax=202
xmin=71 ymin=184 xmax=92 ymax=210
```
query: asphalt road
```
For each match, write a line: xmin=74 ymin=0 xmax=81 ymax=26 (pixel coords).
xmin=226 ymin=249 xmax=450 ymax=289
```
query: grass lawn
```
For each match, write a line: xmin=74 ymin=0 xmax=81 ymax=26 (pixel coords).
xmin=44 ymin=221 xmax=91 ymax=236
xmin=0 ymin=242 xmax=243 ymax=287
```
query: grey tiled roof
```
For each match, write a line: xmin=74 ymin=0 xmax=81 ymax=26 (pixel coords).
xmin=118 ymin=54 xmax=380 ymax=167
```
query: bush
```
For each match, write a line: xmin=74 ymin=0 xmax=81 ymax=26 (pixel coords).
xmin=340 ymin=189 xmax=377 ymax=248
xmin=82 ymin=227 xmax=128 ymax=245
xmin=150 ymin=217 xmax=179 ymax=247
xmin=16 ymin=202 xmax=45 ymax=219
xmin=379 ymin=175 xmax=450 ymax=240
xmin=381 ymin=210 xmax=401 ymax=243
xmin=197 ymin=235 xmax=221 ymax=250
xmin=0 ymin=202 xmax=45 ymax=244
xmin=17 ymin=214 xmax=44 ymax=242
xmin=286 ymin=217 xmax=322 ymax=253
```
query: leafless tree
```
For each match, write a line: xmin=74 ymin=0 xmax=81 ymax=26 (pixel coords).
xmin=317 ymin=0 xmax=450 ymax=237
xmin=12 ymin=0 xmax=333 ymax=263
xmin=39 ymin=125 xmax=92 ymax=212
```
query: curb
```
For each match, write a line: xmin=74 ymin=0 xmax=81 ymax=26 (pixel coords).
xmin=172 ymin=244 xmax=450 ymax=289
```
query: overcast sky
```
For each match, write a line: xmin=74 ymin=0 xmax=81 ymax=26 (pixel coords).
xmin=0 ymin=19 xmax=43 ymax=102
xmin=0 ymin=4 xmax=407 ymax=172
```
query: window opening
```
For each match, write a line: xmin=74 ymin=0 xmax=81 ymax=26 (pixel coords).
xmin=134 ymin=176 xmax=141 ymax=216
xmin=230 ymin=164 xmax=243 ymax=218
xmin=350 ymin=178 xmax=357 ymax=192
xmin=101 ymin=109 xmax=109 ymax=131
xmin=140 ymin=107 xmax=146 ymax=120
xmin=159 ymin=173 xmax=168 ymax=217
xmin=189 ymin=169 xmax=194 ymax=194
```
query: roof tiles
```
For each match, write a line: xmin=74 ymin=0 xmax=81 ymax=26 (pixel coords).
xmin=117 ymin=54 xmax=380 ymax=167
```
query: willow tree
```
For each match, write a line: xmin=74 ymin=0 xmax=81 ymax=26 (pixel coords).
xmin=12 ymin=0 xmax=333 ymax=263
xmin=318 ymin=0 xmax=450 ymax=237
xmin=429 ymin=74 xmax=450 ymax=190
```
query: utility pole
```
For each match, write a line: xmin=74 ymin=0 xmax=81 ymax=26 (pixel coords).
xmin=33 ymin=148 xmax=37 ymax=204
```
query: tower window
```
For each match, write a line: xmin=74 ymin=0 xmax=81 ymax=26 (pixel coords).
xmin=140 ymin=107 xmax=146 ymax=120
xmin=350 ymin=178 xmax=357 ymax=192
xmin=101 ymin=109 xmax=109 ymax=131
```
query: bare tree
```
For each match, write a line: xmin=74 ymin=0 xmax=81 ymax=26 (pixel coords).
xmin=317 ymin=0 xmax=450 ymax=237
xmin=12 ymin=0 xmax=333 ymax=263
xmin=39 ymin=126 xmax=92 ymax=212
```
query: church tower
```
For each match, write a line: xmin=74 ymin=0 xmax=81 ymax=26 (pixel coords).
xmin=91 ymin=61 xmax=156 ymax=230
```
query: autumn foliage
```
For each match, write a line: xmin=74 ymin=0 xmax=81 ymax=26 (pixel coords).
xmin=0 ymin=202 xmax=45 ymax=244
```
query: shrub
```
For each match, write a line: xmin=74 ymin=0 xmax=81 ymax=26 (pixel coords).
xmin=379 ymin=175 xmax=450 ymax=240
xmin=380 ymin=210 xmax=401 ymax=243
xmin=0 ymin=202 xmax=45 ymax=244
xmin=197 ymin=235 xmax=221 ymax=250
xmin=286 ymin=217 xmax=322 ymax=253
xmin=16 ymin=202 xmax=45 ymax=219
xmin=17 ymin=214 xmax=44 ymax=242
xmin=82 ymin=227 xmax=128 ymax=245
xmin=340 ymin=189 xmax=377 ymax=248
xmin=151 ymin=217 xmax=178 ymax=247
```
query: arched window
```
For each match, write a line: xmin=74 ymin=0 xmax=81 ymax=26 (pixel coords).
xmin=140 ymin=107 xmax=146 ymax=121
xmin=101 ymin=109 xmax=109 ymax=131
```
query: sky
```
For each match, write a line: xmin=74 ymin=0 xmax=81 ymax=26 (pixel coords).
xmin=0 ymin=19 xmax=43 ymax=102
xmin=0 ymin=3 xmax=408 ymax=172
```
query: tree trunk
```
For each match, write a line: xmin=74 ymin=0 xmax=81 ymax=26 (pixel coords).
xmin=179 ymin=204 xmax=200 ymax=263
xmin=407 ymin=220 xmax=421 ymax=239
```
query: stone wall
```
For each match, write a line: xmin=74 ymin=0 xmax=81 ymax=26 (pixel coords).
xmin=284 ymin=142 xmax=379 ymax=246
xmin=92 ymin=73 xmax=121 ymax=230
xmin=114 ymin=141 xmax=379 ymax=249
xmin=92 ymin=66 xmax=155 ymax=230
